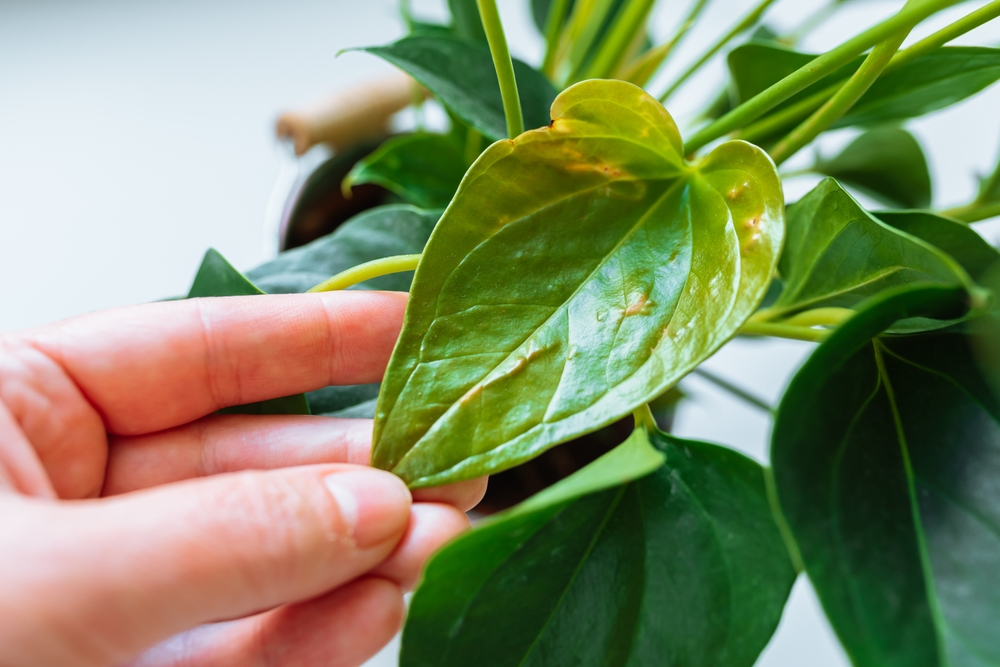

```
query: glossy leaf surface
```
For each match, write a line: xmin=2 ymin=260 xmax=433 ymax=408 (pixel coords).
xmin=373 ymin=80 xmax=784 ymax=487
xmin=447 ymin=0 xmax=487 ymax=43
xmin=248 ymin=205 xmax=438 ymax=294
xmin=402 ymin=427 xmax=796 ymax=667
xmin=187 ymin=249 xmax=310 ymax=415
xmin=344 ymin=134 xmax=467 ymax=209
xmin=772 ymin=284 xmax=1000 ymax=667
xmin=771 ymin=179 xmax=969 ymax=319
xmin=814 ymin=128 xmax=931 ymax=209
xmin=358 ymin=35 xmax=557 ymax=140
xmin=876 ymin=210 xmax=1000 ymax=282
xmin=729 ymin=44 xmax=1000 ymax=134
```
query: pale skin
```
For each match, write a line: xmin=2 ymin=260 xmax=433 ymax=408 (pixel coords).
xmin=0 ymin=291 xmax=486 ymax=667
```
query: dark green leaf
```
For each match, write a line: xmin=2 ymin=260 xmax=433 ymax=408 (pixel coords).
xmin=305 ymin=383 xmax=381 ymax=418
xmin=187 ymin=249 xmax=310 ymax=415
xmin=356 ymin=35 xmax=557 ymax=141
xmin=216 ymin=393 xmax=311 ymax=416
xmin=344 ymin=134 xmax=467 ymax=209
xmin=372 ymin=80 xmax=784 ymax=487
xmin=247 ymin=205 xmax=439 ymax=294
xmin=875 ymin=210 xmax=1000 ymax=281
xmin=250 ymin=205 xmax=437 ymax=417
xmin=770 ymin=178 xmax=970 ymax=320
xmin=728 ymin=44 xmax=1000 ymax=136
xmin=771 ymin=283 xmax=1000 ymax=667
xmin=447 ymin=0 xmax=487 ymax=43
xmin=530 ymin=0 xmax=556 ymax=33
xmin=188 ymin=248 xmax=265 ymax=298
xmin=842 ymin=47 xmax=1000 ymax=128
xmin=813 ymin=128 xmax=932 ymax=209
xmin=727 ymin=40 xmax=863 ymax=114
xmin=402 ymin=427 xmax=796 ymax=667
xmin=407 ymin=20 xmax=456 ymax=39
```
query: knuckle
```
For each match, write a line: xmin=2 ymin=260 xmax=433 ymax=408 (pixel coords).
xmin=210 ymin=472 xmax=336 ymax=597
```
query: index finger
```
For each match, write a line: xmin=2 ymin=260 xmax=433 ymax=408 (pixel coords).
xmin=12 ymin=291 xmax=407 ymax=435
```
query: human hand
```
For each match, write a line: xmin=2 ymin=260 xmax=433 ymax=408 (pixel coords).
xmin=0 ymin=291 xmax=486 ymax=667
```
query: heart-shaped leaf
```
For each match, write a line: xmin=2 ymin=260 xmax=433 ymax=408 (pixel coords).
xmin=187 ymin=249 xmax=310 ymax=415
xmin=344 ymin=134 xmax=467 ymax=210
xmin=372 ymin=79 xmax=784 ymax=487
xmin=402 ymin=426 xmax=796 ymax=667
xmin=356 ymin=35 xmax=557 ymax=141
xmin=813 ymin=127 xmax=932 ymax=209
xmin=769 ymin=179 xmax=970 ymax=321
xmin=771 ymin=283 xmax=1000 ymax=667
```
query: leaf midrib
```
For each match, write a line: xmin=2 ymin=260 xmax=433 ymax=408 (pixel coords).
xmin=392 ymin=176 xmax=687 ymax=476
xmin=517 ymin=487 xmax=628 ymax=667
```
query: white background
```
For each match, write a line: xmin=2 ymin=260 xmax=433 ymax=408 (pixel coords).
xmin=2 ymin=0 xmax=1000 ymax=665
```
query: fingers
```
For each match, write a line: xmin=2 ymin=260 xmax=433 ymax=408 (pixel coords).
xmin=373 ymin=502 xmax=471 ymax=591
xmin=0 ymin=401 xmax=55 ymax=497
xmin=126 ymin=578 xmax=404 ymax=667
xmin=103 ymin=415 xmax=373 ymax=495
xmin=0 ymin=465 xmax=411 ymax=666
xmin=104 ymin=413 xmax=489 ymax=511
xmin=412 ymin=476 xmax=488 ymax=513
xmin=12 ymin=291 xmax=408 ymax=436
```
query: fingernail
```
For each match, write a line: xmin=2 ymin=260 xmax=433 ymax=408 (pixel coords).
xmin=324 ymin=469 xmax=411 ymax=548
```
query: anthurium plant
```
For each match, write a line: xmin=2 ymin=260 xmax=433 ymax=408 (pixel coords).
xmin=187 ymin=0 xmax=1000 ymax=664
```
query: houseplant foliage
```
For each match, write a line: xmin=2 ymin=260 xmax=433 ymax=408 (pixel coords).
xmin=185 ymin=0 xmax=1000 ymax=664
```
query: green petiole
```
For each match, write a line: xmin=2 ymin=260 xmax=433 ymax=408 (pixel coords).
xmin=738 ymin=0 xmax=1000 ymax=145
xmin=692 ymin=367 xmax=773 ymax=414
xmin=617 ymin=0 xmax=711 ymax=87
xmin=308 ymin=254 xmax=422 ymax=293
xmin=541 ymin=0 xmax=573 ymax=79
xmin=658 ymin=0 xmax=778 ymax=103
xmin=633 ymin=403 xmax=659 ymax=431
xmin=769 ymin=28 xmax=909 ymax=165
xmin=476 ymin=0 xmax=524 ymax=138
xmin=578 ymin=0 xmax=658 ymax=81
xmin=944 ymin=200 xmax=1000 ymax=223
xmin=684 ymin=0 xmax=962 ymax=154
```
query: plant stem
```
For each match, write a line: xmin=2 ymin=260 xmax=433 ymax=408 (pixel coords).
xmin=737 ymin=0 xmax=1000 ymax=145
xmin=943 ymin=200 xmax=1000 ymax=223
xmin=562 ymin=0 xmax=619 ymax=84
xmin=739 ymin=321 xmax=830 ymax=342
xmin=476 ymin=0 xmax=524 ymax=138
xmin=769 ymin=29 xmax=908 ymax=166
xmin=684 ymin=0 xmax=961 ymax=154
xmin=308 ymin=254 xmax=422 ymax=292
xmin=781 ymin=307 xmax=855 ymax=328
xmin=658 ymin=0 xmax=778 ymax=104
xmin=692 ymin=368 xmax=773 ymax=414
xmin=764 ymin=466 xmax=806 ymax=573
xmin=633 ymin=403 xmax=659 ymax=432
xmin=617 ymin=0 xmax=711 ymax=86
xmin=579 ymin=0 xmax=658 ymax=81
xmin=892 ymin=0 xmax=1000 ymax=71
xmin=465 ymin=126 xmax=482 ymax=166
xmin=541 ymin=0 xmax=573 ymax=79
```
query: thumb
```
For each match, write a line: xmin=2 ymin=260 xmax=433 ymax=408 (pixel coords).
xmin=0 ymin=464 xmax=411 ymax=667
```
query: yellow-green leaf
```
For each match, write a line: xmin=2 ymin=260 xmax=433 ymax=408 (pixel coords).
xmin=372 ymin=79 xmax=784 ymax=487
